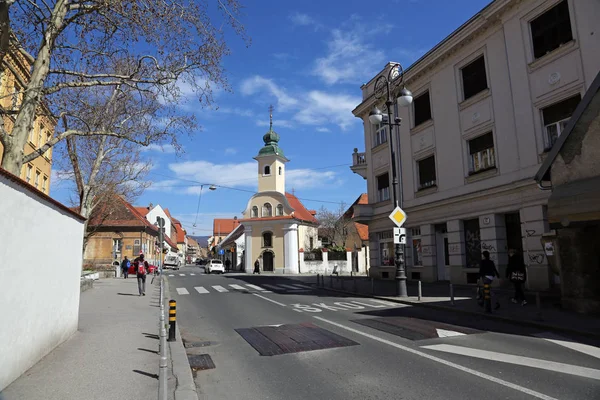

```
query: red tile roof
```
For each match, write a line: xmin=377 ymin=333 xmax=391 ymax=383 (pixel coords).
xmin=213 ymin=218 xmax=240 ymax=236
xmin=175 ymin=222 xmax=186 ymax=243
xmin=346 ymin=193 xmax=369 ymax=241
xmin=285 ymin=193 xmax=319 ymax=224
xmin=164 ymin=235 xmax=178 ymax=250
xmin=87 ymin=195 xmax=159 ymax=234
xmin=135 ymin=207 xmax=150 ymax=217
xmin=164 ymin=208 xmax=173 ymax=220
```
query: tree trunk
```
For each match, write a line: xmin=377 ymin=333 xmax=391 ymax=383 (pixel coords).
xmin=1 ymin=137 xmax=23 ymax=175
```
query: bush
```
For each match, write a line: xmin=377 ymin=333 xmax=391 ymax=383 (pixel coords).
xmin=328 ymin=251 xmax=347 ymax=261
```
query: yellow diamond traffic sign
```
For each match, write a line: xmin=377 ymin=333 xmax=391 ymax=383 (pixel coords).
xmin=389 ymin=206 xmax=407 ymax=227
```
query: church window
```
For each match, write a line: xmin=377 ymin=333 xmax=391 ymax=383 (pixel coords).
xmin=279 ymin=166 xmax=282 ymax=175
xmin=262 ymin=203 xmax=272 ymax=217
xmin=264 ymin=165 xmax=271 ymax=175
xmin=276 ymin=204 xmax=284 ymax=216
xmin=262 ymin=232 xmax=273 ymax=247
xmin=251 ymin=206 xmax=258 ymax=218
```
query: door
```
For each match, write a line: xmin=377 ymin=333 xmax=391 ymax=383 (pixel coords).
xmin=262 ymin=251 xmax=274 ymax=272
xmin=436 ymin=232 xmax=449 ymax=281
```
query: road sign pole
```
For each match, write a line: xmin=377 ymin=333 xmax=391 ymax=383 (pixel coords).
xmin=389 ymin=208 xmax=408 ymax=297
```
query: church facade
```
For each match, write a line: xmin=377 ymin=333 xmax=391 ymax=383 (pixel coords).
xmin=240 ymin=120 xmax=319 ymax=274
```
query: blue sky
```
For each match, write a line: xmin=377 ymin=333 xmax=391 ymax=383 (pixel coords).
xmin=51 ymin=0 xmax=490 ymax=237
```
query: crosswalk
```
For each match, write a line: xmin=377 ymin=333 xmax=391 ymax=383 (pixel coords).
xmin=174 ymin=283 xmax=313 ymax=295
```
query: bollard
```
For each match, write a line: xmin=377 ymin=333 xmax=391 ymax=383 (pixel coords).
xmin=483 ymin=282 xmax=491 ymax=313
xmin=450 ymin=283 xmax=455 ymax=306
xmin=418 ymin=280 xmax=422 ymax=301
xmin=167 ymin=300 xmax=176 ymax=342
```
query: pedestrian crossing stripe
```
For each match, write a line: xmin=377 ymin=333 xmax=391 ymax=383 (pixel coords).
xmin=176 ymin=288 xmax=189 ymax=295
xmin=245 ymin=284 xmax=266 ymax=291
xmin=212 ymin=285 xmax=228 ymax=293
xmin=194 ymin=286 xmax=209 ymax=294
xmin=229 ymin=284 xmax=246 ymax=290
xmin=174 ymin=283 xmax=314 ymax=295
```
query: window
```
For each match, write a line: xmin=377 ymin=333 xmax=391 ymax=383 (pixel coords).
xmin=379 ymin=241 xmax=395 ymax=266
xmin=26 ymin=165 xmax=32 ymax=183
xmin=413 ymin=91 xmax=432 ymax=127
xmin=461 ymin=56 xmax=487 ymax=101
xmin=264 ymin=165 xmax=271 ymax=175
xmin=262 ymin=203 xmax=272 ymax=217
xmin=373 ymin=123 xmax=387 ymax=147
xmin=276 ymin=204 xmax=284 ymax=216
xmin=463 ymin=218 xmax=481 ymax=269
xmin=34 ymin=171 xmax=40 ymax=188
xmin=376 ymin=173 xmax=390 ymax=202
xmin=278 ymin=166 xmax=282 ymax=175
xmin=542 ymin=94 xmax=581 ymax=150
xmin=531 ymin=0 xmax=572 ymax=59
xmin=411 ymin=229 xmax=422 ymax=266
xmin=417 ymin=156 xmax=436 ymax=189
xmin=133 ymin=239 xmax=141 ymax=255
xmin=468 ymin=132 xmax=496 ymax=174
xmin=251 ymin=206 xmax=258 ymax=218
xmin=262 ymin=232 xmax=273 ymax=247
xmin=42 ymin=176 xmax=48 ymax=192
xmin=309 ymin=237 xmax=314 ymax=250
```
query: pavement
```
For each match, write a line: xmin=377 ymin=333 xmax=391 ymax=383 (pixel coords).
xmin=168 ymin=266 xmax=600 ymax=400
xmin=0 ymin=274 xmax=192 ymax=400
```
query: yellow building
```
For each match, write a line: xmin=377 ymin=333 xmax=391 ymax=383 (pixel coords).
xmin=0 ymin=46 xmax=55 ymax=194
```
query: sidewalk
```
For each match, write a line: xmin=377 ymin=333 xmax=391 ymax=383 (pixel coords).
xmin=301 ymin=275 xmax=600 ymax=339
xmin=1 ymin=277 xmax=178 ymax=400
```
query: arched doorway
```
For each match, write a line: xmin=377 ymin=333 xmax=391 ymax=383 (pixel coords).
xmin=262 ymin=251 xmax=274 ymax=272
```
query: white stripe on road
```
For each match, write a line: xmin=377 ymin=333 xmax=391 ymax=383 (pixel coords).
xmin=252 ymin=293 xmax=287 ymax=307
xmin=179 ymin=274 xmax=185 ymax=276
xmin=190 ymin=273 xmax=196 ymax=276
xmin=168 ymin=274 xmax=174 ymax=277
xmin=194 ymin=286 xmax=209 ymax=294
xmin=533 ymin=332 xmax=600 ymax=360
xmin=277 ymin=284 xmax=303 ymax=290
xmin=290 ymin=284 xmax=313 ymax=289
xmin=212 ymin=285 xmax=228 ymax=293
xmin=421 ymin=344 xmax=600 ymax=381
xmin=229 ymin=284 xmax=246 ymax=290
xmin=245 ymin=284 xmax=266 ymax=291
xmin=262 ymin=284 xmax=284 ymax=291
xmin=313 ymin=317 xmax=558 ymax=400
xmin=176 ymin=288 xmax=189 ymax=295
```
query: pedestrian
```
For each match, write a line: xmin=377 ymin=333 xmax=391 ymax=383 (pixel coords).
xmin=479 ymin=251 xmax=500 ymax=311
xmin=121 ymin=256 xmax=130 ymax=279
xmin=135 ymin=254 xmax=149 ymax=296
xmin=506 ymin=248 xmax=527 ymax=305
xmin=253 ymin=258 xmax=260 ymax=274
xmin=225 ymin=258 xmax=231 ymax=272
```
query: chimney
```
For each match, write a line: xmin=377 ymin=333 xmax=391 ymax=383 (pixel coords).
xmin=234 ymin=216 xmax=237 ymax=220
xmin=148 ymin=203 xmax=153 ymax=210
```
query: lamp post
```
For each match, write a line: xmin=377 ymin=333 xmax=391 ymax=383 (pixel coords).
xmin=368 ymin=63 xmax=413 ymax=297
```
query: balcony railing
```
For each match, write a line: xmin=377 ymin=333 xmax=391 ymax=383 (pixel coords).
xmin=351 ymin=148 xmax=368 ymax=179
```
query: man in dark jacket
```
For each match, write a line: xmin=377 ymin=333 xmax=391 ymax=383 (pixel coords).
xmin=506 ymin=249 xmax=527 ymax=305
xmin=135 ymin=254 xmax=149 ymax=296
xmin=479 ymin=251 xmax=500 ymax=311
xmin=121 ymin=256 xmax=130 ymax=279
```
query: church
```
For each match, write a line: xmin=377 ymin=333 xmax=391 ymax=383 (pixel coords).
xmin=239 ymin=112 xmax=319 ymax=274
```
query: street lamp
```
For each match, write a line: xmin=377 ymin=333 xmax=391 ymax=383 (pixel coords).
xmin=368 ymin=63 xmax=413 ymax=297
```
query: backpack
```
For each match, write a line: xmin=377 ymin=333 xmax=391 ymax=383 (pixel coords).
xmin=137 ymin=262 xmax=146 ymax=275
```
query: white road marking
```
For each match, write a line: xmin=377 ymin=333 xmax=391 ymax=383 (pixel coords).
xmin=229 ymin=284 xmax=246 ymax=290
xmin=262 ymin=284 xmax=284 ymax=291
xmin=421 ymin=344 xmax=600 ymax=381
xmin=277 ymin=284 xmax=303 ymax=290
xmin=194 ymin=286 xmax=209 ymax=294
xmin=290 ymin=284 xmax=313 ymax=289
xmin=245 ymin=284 xmax=266 ymax=291
xmin=253 ymin=293 xmax=286 ymax=307
xmin=350 ymin=300 xmax=388 ymax=308
xmin=190 ymin=273 xmax=196 ymax=276
xmin=333 ymin=302 xmax=364 ymax=309
xmin=369 ymin=299 xmax=400 ymax=307
xmin=179 ymin=274 xmax=185 ymax=276
xmin=313 ymin=317 xmax=559 ymax=400
xmin=168 ymin=274 xmax=174 ymax=277
xmin=436 ymin=329 xmax=466 ymax=338
xmin=176 ymin=288 xmax=189 ymax=295
xmin=212 ymin=285 xmax=229 ymax=293
xmin=533 ymin=332 xmax=600 ymax=360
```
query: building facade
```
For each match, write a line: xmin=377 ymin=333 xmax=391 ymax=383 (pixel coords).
xmin=239 ymin=121 xmax=319 ymax=274
xmin=0 ymin=46 xmax=56 ymax=194
xmin=351 ymin=0 xmax=600 ymax=289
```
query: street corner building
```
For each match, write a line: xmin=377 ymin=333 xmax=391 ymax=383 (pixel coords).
xmin=349 ymin=0 xmax=600 ymax=292
xmin=234 ymin=121 xmax=320 ymax=274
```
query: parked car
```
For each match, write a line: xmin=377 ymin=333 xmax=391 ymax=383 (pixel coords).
xmin=164 ymin=253 xmax=181 ymax=270
xmin=206 ymin=259 xmax=224 ymax=274
xmin=128 ymin=263 xmax=157 ymax=275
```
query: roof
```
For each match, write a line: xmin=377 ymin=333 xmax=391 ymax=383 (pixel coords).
xmin=354 ymin=222 xmax=369 ymax=241
xmin=164 ymin=235 xmax=178 ymax=251
xmin=164 ymin=208 xmax=173 ymax=221
xmin=88 ymin=194 xmax=159 ymax=233
xmin=536 ymin=70 xmax=600 ymax=182
xmin=219 ymin=224 xmax=245 ymax=248
xmin=346 ymin=193 xmax=369 ymax=241
xmin=0 ymin=167 xmax=86 ymax=221
xmin=135 ymin=207 xmax=150 ymax=217
xmin=175 ymin=222 xmax=186 ymax=243
xmin=213 ymin=218 xmax=240 ymax=235
xmin=285 ymin=192 xmax=319 ymax=224
xmin=187 ymin=237 xmax=199 ymax=247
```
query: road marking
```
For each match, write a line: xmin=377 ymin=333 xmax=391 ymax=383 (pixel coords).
xmin=190 ymin=273 xmax=196 ymax=276
xmin=179 ymin=274 xmax=185 ymax=276
xmin=290 ymin=284 xmax=313 ymax=289
xmin=333 ymin=302 xmax=364 ymax=309
xmin=253 ymin=293 xmax=286 ymax=307
xmin=168 ymin=274 xmax=174 ymax=277
xmin=245 ymin=284 xmax=266 ymax=291
xmin=421 ymin=344 xmax=600 ymax=381
xmin=229 ymin=284 xmax=246 ymax=290
xmin=194 ymin=286 xmax=209 ymax=294
xmin=533 ymin=332 xmax=600 ymax=360
xmin=262 ymin=284 xmax=284 ymax=291
xmin=277 ymin=284 xmax=303 ymax=290
xmin=369 ymin=299 xmax=400 ymax=307
xmin=436 ymin=329 xmax=466 ymax=338
xmin=212 ymin=285 xmax=228 ymax=293
xmin=350 ymin=300 xmax=389 ymax=308
xmin=176 ymin=288 xmax=189 ymax=295
xmin=313 ymin=317 xmax=559 ymax=400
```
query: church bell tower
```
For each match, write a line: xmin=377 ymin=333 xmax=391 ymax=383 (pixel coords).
xmin=254 ymin=105 xmax=289 ymax=194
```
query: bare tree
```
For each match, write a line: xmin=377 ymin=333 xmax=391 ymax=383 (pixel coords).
xmin=0 ymin=0 xmax=248 ymax=175
xmin=317 ymin=202 xmax=352 ymax=250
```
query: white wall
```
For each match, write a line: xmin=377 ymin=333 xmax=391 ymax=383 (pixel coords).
xmin=145 ymin=205 xmax=172 ymax=249
xmin=299 ymin=251 xmax=353 ymax=274
xmin=0 ymin=174 xmax=85 ymax=391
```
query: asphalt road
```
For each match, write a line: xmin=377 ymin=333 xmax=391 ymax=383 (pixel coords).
xmin=167 ymin=266 xmax=600 ymax=400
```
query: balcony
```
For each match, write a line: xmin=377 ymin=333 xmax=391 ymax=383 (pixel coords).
xmin=350 ymin=148 xmax=367 ymax=179
xmin=352 ymin=204 xmax=374 ymax=223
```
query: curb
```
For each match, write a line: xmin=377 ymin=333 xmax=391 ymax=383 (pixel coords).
xmin=163 ymin=277 xmax=198 ymax=400
xmin=308 ymin=283 xmax=600 ymax=340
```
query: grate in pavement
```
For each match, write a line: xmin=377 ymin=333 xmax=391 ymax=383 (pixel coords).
xmin=183 ymin=340 xmax=213 ymax=349
xmin=352 ymin=317 xmax=481 ymax=341
xmin=235 ymin=322 xmax=359 ymax=356
xmin=187 ymin=354 xmax=216 ymax=370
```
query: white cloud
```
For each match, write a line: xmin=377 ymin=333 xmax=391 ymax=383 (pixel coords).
xmin=224 ymin=147 xmax=237 ymax=155
xmin=142 ymin=143 xmax=178 ymax=154
xmin=316 ymin=127 xmax=330 ymax=133
xmin=256 ymin=119 xmax=293 ymax=129
xmin=287 ymin=168 xmax=340 ymax=189
xmin=217 ymin=107 xmax=254 ymax=118
xmin=240 ymin=76 xmax=298 ymax=110
xmin=289 ymin=12 xmax=323 ymax=31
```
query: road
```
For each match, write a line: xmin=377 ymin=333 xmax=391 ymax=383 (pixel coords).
xmin=167 ymin=265 xmax=600 ymax=400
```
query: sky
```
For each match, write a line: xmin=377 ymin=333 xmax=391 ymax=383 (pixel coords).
xmin=50 ymin=0 xmax=491 ymax=238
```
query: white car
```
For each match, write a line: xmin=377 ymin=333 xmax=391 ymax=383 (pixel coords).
xmin=206 ymin=259 xmax=224 ymax=274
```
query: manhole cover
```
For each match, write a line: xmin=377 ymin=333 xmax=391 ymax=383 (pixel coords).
xmin=352 ymin=317 xmax=481 ymax=341
xmin=187 ymin=354 xmax=215 ymax=370
xmin=183 ymin=340 xmax=213 ymax=349
xmin=235 ymin=322 xmax=359 ymax=356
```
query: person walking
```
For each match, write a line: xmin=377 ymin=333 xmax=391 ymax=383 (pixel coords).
xmin=479 ymin=251 xmax=500 ymax=311
xmin=253 ymin=259 xmax=260 ymax=274
xmin=506 ymin=248 xmax=527 ymax=305
xmin=121 ymin=256 xmax=130 ymax=279
xmin=225 ymin=258 xmax=231 ymax=272
xmin=135 ymin=254 xmax=149 ymax=296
